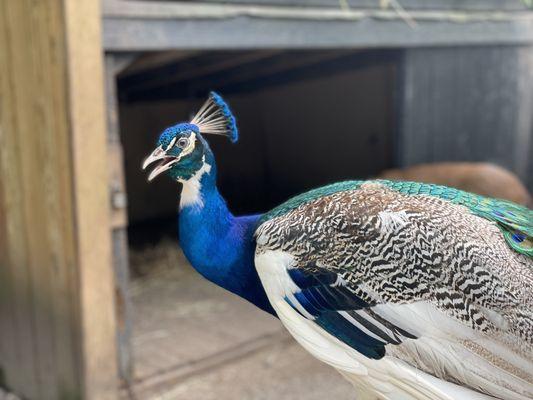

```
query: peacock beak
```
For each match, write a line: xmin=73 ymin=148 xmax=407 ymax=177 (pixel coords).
xmin=142 ymin=146 xmax=178 ymax=182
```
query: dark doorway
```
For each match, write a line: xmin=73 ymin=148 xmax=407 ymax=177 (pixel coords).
xmin=118 ymin=49 xmax=398 ymax=236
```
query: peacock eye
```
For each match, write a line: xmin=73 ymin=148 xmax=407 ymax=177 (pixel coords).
xmin=176 ymin=137 xmax=189 ymax=149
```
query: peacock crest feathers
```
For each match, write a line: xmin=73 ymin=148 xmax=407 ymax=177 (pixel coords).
xmin=190 ymin=91 xmax=238 ymax=143
xmin=260 ymin=179 xmax=533 ymax=258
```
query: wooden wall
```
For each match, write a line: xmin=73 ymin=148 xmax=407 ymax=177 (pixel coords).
xmin=397 ymin=45 xmax=533 ymax=190
xmin=0 ymin=1 xmax=117 ymax=399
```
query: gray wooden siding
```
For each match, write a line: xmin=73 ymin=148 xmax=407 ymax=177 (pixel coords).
xmin=397 ymin=45 xmax=533 ymax=190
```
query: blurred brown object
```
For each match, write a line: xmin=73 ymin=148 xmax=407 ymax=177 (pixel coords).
xmin=379 ymin=162 xmax=531 ymax=206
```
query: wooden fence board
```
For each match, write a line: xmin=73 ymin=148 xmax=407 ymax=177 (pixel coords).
xmin=0 ymin=1 xmax=118 ymax=399
xmin=64 ymin=0 xmax=119 ymax=398
xmin=0 ymin=2 xmax=42 ymax=396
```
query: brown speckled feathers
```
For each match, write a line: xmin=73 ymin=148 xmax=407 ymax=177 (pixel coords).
xmin=255 ymin=182 xmax=533 ymax=399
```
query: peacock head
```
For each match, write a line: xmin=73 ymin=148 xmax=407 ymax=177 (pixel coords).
xmin=142 ymin=92 xmax=238 ymax=182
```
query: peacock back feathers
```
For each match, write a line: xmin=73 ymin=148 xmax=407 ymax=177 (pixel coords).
xmin=260 ymin=179 xmax=533 ymax=258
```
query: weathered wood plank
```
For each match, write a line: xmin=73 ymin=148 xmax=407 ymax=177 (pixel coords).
xmin=112 ymin=229 xmax=134 ymax=383
xmin=120 ymin=0 xmax=529 ymax=11
xmin=515 ymin=47 xmax=533 ymax=189
xmin=0 ymin=113 xmax=16 ymax=392
xmin=0 ymin=2 xmax=50 ymax=397
xmin=118 ymin=50 xmax=357 ymax=100
xmin=32 ymin=3 xmax=85 ymax=397
xmin=120 ymin=51 xmax=195 ymax=76
xmin=397 ymin=45 xmax=533 ymax=192
xmin=0 ymin=1 xmax=118 ymax=399
xmin=105 ymin=54 xmax=134 ymax=383
xmin=102 ymin=1 xmax=533 ymax=51
xmin=120 ymin=50 xmax=281 ymax=95
xmin=23 ymin=2 xmax=75 ymax=398
xmin=64 ymin=1 xmax=119 ymax=399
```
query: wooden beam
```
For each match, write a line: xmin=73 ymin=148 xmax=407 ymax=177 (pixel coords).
xmin=102 ymin=1 xmax=533 ymax=51
xmin=119 ymin=51 xmax=197 ymax=77
xmin=0 ymin=1 xmax=118 ymax=399
xmin=120 ymin=50 xmax=281 ymax=95
xmin=102 ymin=0 xmax=531 ymax=12
xmin=119 ymin=49 xmax=391 ymax=101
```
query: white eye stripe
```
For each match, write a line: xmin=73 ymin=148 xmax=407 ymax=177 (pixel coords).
xmin=167 ymin=136 xmax=177 ymax=151
xmin=167 ymin=136 xmax=191 ymax=151
xmin=179 ymin=132 xmax=196 ymax=158
xmin=171 ymin=132 xmax=196 ymax=164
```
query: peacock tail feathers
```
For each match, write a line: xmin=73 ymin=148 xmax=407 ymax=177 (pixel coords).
xmin=260 ymin=179 xmax=533 ymax=258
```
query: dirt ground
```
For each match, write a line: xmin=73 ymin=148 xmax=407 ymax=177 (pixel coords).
xmin=127 ymin=240 xmax=354 ymax=399
xmin=0 ymin=388 xmax=19 ymax=400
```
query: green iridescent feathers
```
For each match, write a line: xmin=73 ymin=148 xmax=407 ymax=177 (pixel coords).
xmin=260 ymin=179 xmax=533 ymax=258
xmin=381 ymin=180 xmax=533 ymax=258
xmin=260 ymin=181 xmax=364 ymax=223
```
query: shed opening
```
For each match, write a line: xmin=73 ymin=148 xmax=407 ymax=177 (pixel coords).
xmin=116 ymin=48 xmax=398 ymax=396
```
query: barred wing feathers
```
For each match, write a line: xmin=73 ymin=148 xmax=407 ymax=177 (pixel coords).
xmin=255 ymin=181 xmax=533 ymax=400
xmin=380 ymin=180 xmax=533 ymax=257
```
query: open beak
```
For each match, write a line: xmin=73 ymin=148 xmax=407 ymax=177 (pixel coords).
xmin=142 ymin=146 xmax=179 ymax=181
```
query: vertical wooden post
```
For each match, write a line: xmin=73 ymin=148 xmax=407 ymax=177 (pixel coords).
xmin=105 ymin=53 xmax=134 ymax=383
xmin=65 ymin=1 xmax=119 ymax=398
xmin=0 ymin=1 xmax=118 ymax=399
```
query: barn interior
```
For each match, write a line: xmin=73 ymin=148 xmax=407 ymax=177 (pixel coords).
xmin=117 ymin=48 xmax=398 ymax=397
xmin=120 ymin=49 xmax=398 ymax=237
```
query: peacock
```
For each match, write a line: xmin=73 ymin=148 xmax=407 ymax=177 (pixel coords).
xmin=143 ymin=92 xmax=533 ymax=400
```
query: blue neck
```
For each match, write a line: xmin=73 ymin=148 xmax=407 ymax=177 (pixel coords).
xmin=178 ymin=170 xmax=275 ymax=316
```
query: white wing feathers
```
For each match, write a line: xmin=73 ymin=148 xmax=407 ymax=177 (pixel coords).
xmin=255 ymin=250 xmax=533 ymax=400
